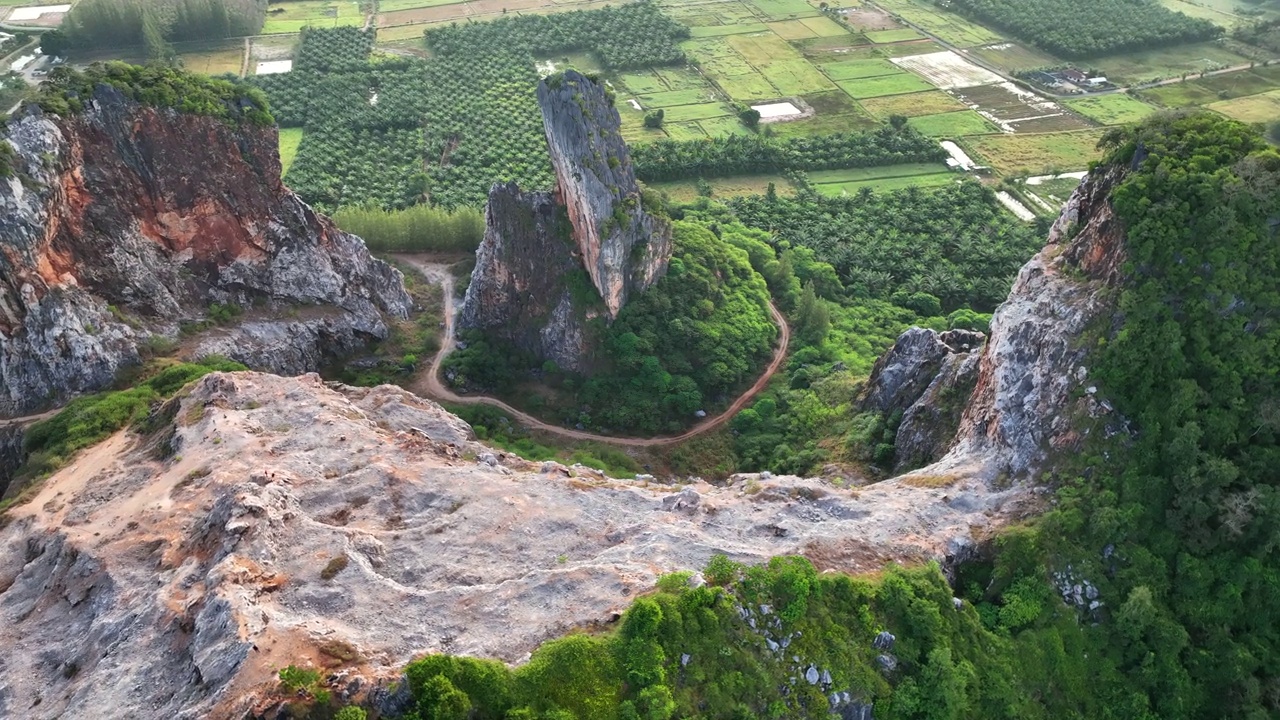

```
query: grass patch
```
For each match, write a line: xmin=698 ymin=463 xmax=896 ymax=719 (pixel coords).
xmin=970 ymin=42 xmax=1062 ymax=73
xmin=768 ymin=19 xmax=819 ymax=40
xmin=807 ymin=163 xmax=955 ymax=184
xmin=865 ymin=28 xmax=925 ymax=43
xmin=966 ymin=129 xmax=1107 ymax=175
xmin=7 ymin=358 xmax=247 ymax=496
xmin=727 ymin=32 xmax=837 ymax=95
xmin=766 ymin=111 xmax=880 ymax=137
xmin=278 ymin=127 xmax=304 ymax=175
xmin=858 ymin=89 xmax=967 ymax=118
xmin=698 ymin=115 xmax=752 ymax=137
xmin=1138 ymin=81 xmax=1224 ymax=107
xmin=178 ymin=47 xmax=244 ymax=76
xmin=814 ymin=172 xmax=958 ymax=194
xmin=1066 ymin=94 xmax=1160 ymax=125
xmin=900 ymin=473 xmax=961 ymax=488
xmin=663 ymin=102 xmax=736 ymax=122
xmin=837 ymin=73 xmax=934 ymax=98
xmin=1090 ymin=42 xmax=1254 ymax=85
xmin=689 ymin=22 xmax=770 ymax=37
xmin=874 ymin=0 xmax=1004 ymax=47
xmin=665 ymin=121 xmax=709 ymax=140
xmin=818 ymin=58 xmax=903 ymax=80
xmin=749 ymin=0 xmax=820 ymax=20
xmin=618 ymin=71 xmax=667 ymax=95
xmin=1207 ymin=89 xmax=1280 ymax=123
xmin=801 ymin=89 xmax=862 ymax=114
xmin=800 ymin=15 xmax=853 ymax=37
xmin=716 ymin=71 xmax=780 ymax=101
xmin=1193 ymin=69 xmax=1280 ymax=99
xmin=652 ymin=173 xmax=794 ymax=202
xmin=636 ymin=88 xmax=720 ymax=108
xmin=262 ymin=0 xmax=363 ymax=33
xmin=908 ymin=110 xmax=999 ymax=136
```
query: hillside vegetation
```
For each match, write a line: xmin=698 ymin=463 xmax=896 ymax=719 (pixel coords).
xmin=340 ymin=111 xmax=1280 ymax=720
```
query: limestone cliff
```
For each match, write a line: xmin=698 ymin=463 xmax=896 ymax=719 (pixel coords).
xmin=895 ymin=167 xmax=1130 ymax=483
xmin=0 ymin=85 xmax=411 ymax=418
xmin=537 ymin=70 xmax=671 ymax=315
xmin=460 ymin=70 xmax=672 ymax=371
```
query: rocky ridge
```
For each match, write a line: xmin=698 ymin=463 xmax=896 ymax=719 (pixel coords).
xmin=0 ymin=85 xmax=410 ymax=419
xmin=460 ymin=70 xmax=672 ymax=371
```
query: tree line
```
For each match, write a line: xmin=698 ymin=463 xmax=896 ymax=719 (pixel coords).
xmin=42 ymin=0 xmax=267 ymax=59
xmin=945 ymin=0 xmax=1221 ymax=58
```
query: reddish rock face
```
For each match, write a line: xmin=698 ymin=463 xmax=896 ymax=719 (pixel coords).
xmin=0 ymin=85 xmax=410 ymax=417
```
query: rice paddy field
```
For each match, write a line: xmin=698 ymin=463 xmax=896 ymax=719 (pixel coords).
xmin=965 ymin=130 xmax=1108 ymax=176
xmin=1066 ymin=95 xmax=1161 ymax=126
xmin=262 ymin=0 xmax=363 ymax=33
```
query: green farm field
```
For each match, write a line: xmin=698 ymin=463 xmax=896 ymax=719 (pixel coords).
xmin=1090 ymin=43 xmax=1255 ymax=85
xmin=865 ymin=28 xmax=925 ymax=43
xmin=966 ymin=130 xmax=1107 ymax=176
xmin=818 ymin=58 xmax=902 ymax=80
xmin=858 ymin=90 xmax=967 ymax=118
xmin=837 ymin=73 xmax=934 ymax=99
xmin=1207 ymin=90 xmax=1280 ymax=123
xmin=807 ymin=163 xmax=954 ymax=184
xmin=1066 ymin=94 xmax=1161 ymax=125
xmin=872 ymin=0 xmax=1003 ymax=47
xmin=652 ymin=173 xmax=794 ymax=202
xmin=814 ymin=172 xmax=958 ymax=194
xmin=970 ymin=42 xmax=1062 ymax=73
xmin=262 ymin=0 xmax=363 ymax=33
xmin=908 ymin=110 xmax=999 ymax=136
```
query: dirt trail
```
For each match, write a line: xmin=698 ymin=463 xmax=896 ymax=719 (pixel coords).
xmin=395 ymin=255 xmax=790 ymax=448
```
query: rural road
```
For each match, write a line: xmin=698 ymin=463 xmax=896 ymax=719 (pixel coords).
xmin=395 ymin=255 xmax=791 ymax=448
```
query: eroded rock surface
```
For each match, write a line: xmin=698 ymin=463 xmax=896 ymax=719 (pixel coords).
xmin=0 ymin=86 xmax=410 ymax=418
xmin=920 ymin=167 xmax=1130 ymax=482
xmin=0 ymin=372 xmax=1030 ymax=719
xmin=460 ymin=70 xmax=672 ymax=371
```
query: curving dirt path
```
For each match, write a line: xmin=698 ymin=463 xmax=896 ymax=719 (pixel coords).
xmin=395 ymin=255 xmax=790 ymax=448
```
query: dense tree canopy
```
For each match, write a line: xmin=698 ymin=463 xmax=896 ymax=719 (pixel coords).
xmin=945 ymin=0 xmax=1221 ymax=58
xmin=31 ymin=62 xmax=272 ymax=125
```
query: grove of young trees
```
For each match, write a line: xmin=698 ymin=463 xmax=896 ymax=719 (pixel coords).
xmin=630 ymin=126 xmax=947 ymax=182
xmin=945 ymin=0 xmax=1222 ymax=58
xmin=424 ymin=0 xmax=689 ymax=70
xmin=42 ymin=0 xmax=267 ymax=57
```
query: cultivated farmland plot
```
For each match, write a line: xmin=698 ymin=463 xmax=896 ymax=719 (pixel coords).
xmin=890 ymin=51 xmax=1002 ymax=89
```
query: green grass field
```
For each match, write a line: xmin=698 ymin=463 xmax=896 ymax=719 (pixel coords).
xmin=636 ymin=88 xmax=720 ymax=107
xmin=749 ymin=0 xmax=819 ymax=20
xmin=808 ymin=163 xmax=954 ymax=184
xmin=1208 ymin=90 xmax=1280 ymax=123
xmin=262 ymin=0 xmax=364 ymax=33
xmin=379 ymin=0 xmax=463 ymax=10
xmin=865 ymin=28 xmax=925 ymax=43
xmin=179 ymin=46 xmax=244 ymax=76
xmin=801 ymin=15 xmax=852 ymax=36
xmin=663 ymin=102 xmax=735 ymax=122
xmin=967 ymin=130 xmax=1107 ymax=175
xmin=872 ymin=0 xmax=1003 ymax=47
xmin=698 ymin=116 xmax=752 ymax=137
xmin=819 ymin=58 xmax=902 ymax=80
xmin=837 ymin=73 xmax=934 ymax=99
xmin=858 ymin=90 xmax=967 ymax=118
xmin=908 ymin=110 xmax=998 ymax=136
xmin=652 ymin=173 xmax=795 ymax=202
xmin=1090 ymin=43 xmax=1254 ymax=85
xmin=815 ymin=172 xmax=958 ymax=194
xmin=1066 ymin=94 xmax=1161 ymax=125
xmin=279 ymin=128 xmax=305 ymax=175
xmin=1194 ymin=70 xmax=1280 ymax=99
xmin=1139 ymin=81 xmax=1224 ymax=107
xmin=1156 ymin=0 xmax=1248 ymax=28
xmin=689 ymin=23 xmax=770 ymax=37
xmin=728 ymin=32 xmax=836 ymax=95
xmin=970 ymin=43 xmax=1062 ymax=74
xmin=619 ymin=72 xmax=668 ymax=94
xmin=665 ymin=121 xmax=709 ymax=140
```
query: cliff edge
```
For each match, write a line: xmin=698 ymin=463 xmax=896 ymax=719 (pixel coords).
xmin=460 ymin=70 xmax=672 ymax=371
xmin=0 ymin=84 xmax=411 ymax=419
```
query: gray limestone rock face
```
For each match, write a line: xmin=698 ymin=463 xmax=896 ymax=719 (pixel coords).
xmin=0 ymin=86 xmax=410 ymax=418
xmin=459 ymin=183 xmax=596 ymax=372
xmin=460 ymin=70 xmax=672 ymax=372
xmin=537 ymin=70 xmax=672 ymax=317
xmin=859 ymin=328 xmax=985 ymax=472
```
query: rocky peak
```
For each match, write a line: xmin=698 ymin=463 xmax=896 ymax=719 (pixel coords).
xmin=538 ymin=70 xmax=671 ymax=316
xmin=460 ymin=70 xmax=672 ymax=371
xmin=907 ymin=166 xmax=1131 ymax=483
xmin=0 ymin=85 xmax=410 ymax=418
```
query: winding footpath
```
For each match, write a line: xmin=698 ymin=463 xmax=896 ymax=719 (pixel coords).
xmin=396 ymin=255 xmax=790 ymax=448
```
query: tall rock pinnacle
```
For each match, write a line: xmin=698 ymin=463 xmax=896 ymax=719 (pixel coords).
xmin=460 ymin=70 xmax=673 ymax=371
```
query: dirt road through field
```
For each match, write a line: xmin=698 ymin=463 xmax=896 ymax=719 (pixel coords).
xmin=395 ymin=255 xmax=790 ymax=447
